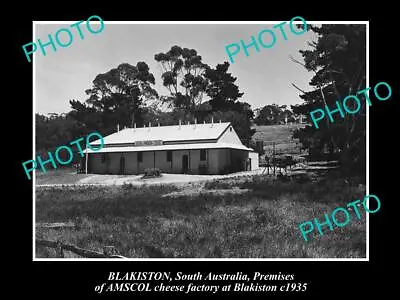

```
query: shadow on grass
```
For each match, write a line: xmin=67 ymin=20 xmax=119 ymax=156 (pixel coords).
xmin=205 ymin=170 xmax=365 ymax=205
xmin=37 ymin=171 xmax=366 ymax=223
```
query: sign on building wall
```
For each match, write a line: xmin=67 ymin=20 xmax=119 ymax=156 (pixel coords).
xmin=134 ymin=140 xmax=163 ymax=146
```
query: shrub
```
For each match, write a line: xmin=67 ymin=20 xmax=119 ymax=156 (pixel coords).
xmin=204 ymin=180 xmax=235 ymax=190
xmin=277 ymin=173 xmax=291 ymax=182
xmin=143 ymin=168 xmax=162 ymax=178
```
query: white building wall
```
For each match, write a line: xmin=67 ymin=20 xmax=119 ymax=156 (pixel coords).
xmin=155 ymin=151 xmax=173 ymax=173
xmin=249 ymin=151 xmax=259 ymax=170
xmin=138 ymin=152 xmax=155 ymax=173
xmin=189 ymin=149 xmax=201 ymax=175
xmin=107 ymin=153 xmax=121 ymax=174
xmin=231 ymin=149 xmax=247 ymax=172
xmin=207 ymin=149 xmax=220 ymax=174
xmin=218 ymin=126 xmax=243 ymax=145
xmin=89 ymin=148 xmax=248 ymax=175
xmin=122 ymin=152 xmax=137 ymax=174
xmin=89 ymin=153 xmax=106 ymax=174
xmin=89 ymin=152 xmax=125 ymax=174
xmin=217 ymin=149 xmax=231 ymax=173
xmin=172 ymin=150 xmax=186 ymax=173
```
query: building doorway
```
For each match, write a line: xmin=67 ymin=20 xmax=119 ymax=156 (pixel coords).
xmin=246 ymin=158 xmax=251 ymax=171
xmin=182 ymin=155 xmax=189 ymax=174
xmin=119 ymin=156 xmax=125 ymax=175
xmin=79 ymin=156 xmax=87 ymax=174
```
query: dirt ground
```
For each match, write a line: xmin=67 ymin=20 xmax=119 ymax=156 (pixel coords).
xmin=36 ymin=169 xmax=266 ymax=187
xmin=35 ymin=161 xmax=339 ymax=188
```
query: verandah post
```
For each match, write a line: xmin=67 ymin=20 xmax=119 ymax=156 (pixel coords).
xmin=85 ymin=150 xmax=88 ymax=174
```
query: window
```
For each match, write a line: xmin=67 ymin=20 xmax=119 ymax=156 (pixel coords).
xmin=167 ymin=151 xmax=172 ymax=162
xmin=230 ymin=126 xmax=232 ymax=132
xmin=101 ymin=153 xmax=106 ymax=163
xmin=137 ymin=152 xmax=143 ymax=163
xmin=200 ymin=149 xmax=207 ymax=161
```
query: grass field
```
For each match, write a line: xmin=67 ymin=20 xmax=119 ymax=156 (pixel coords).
xmin=35 ymin=170 xmax=366 ymax=259
xmin=253 ymin=124 xmax=305 ymax=143
xmin=35 ymin=167 xmax=92 ymax=185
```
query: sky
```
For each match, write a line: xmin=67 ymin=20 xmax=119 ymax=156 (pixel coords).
xmin=35 ymin=22 xmax=317 ymax=115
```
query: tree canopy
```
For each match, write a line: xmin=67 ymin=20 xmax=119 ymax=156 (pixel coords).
xmin=37 ymin=27 xmax=367 ymax=175
xmin=155 ymin=46 xmax=209 ymax=111
xmin=69 ymin=62 xmax=158 ymax=136
xmin=204 ymin=62 xmax=244 ymax=110
xmin=37 ymin=47 xmax=258 ymax=152
xmin=202 ymin=62 xmax=255 ymax=145
xmin=254 ymin=104 xmax=298 ymax=125
xmin=292 ymin=24 xmax=366 ymax=173
xmin=36 ymin=113 xmax=86 ymax=162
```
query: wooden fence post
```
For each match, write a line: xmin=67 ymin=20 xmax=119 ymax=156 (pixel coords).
xmin=273 ymin=142 xmax=276 ymax=177
xmin=56 ymin=241 xmax=64 ymax=258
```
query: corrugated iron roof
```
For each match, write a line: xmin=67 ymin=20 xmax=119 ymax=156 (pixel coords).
xmin=86 ymin=142 xmax=253 ymax=153
xmin=91 ymin=122 xmax=231 ymax=145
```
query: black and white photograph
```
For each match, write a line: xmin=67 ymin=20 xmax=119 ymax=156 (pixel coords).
xmin=32 ymin=20 xmax=369 ymax=260
xmin=7 ymin=5 xmax=396 ymax=297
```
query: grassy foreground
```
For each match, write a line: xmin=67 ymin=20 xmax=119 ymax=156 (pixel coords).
xmin=35 ymin=172 xmax=366 ymax=258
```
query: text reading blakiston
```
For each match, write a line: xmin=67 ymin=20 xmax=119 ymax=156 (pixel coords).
xmin=108 ymin=272 xmax=171 ymax=281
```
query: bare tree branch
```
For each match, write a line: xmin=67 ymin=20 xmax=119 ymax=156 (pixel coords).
xmin=289 ymin=55 xmax=306 ymax=68
xmin=289 ymin=55 xmax=338 ymax=149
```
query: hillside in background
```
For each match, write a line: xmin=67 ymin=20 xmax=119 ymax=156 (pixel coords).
xmin=252 ymin=124 xmax=307 ymax=157
xmin=253 ymin=124 xmax=306 ymax=143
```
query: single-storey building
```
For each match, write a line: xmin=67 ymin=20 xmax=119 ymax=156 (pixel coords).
xmin=84 ymin=121 xmax=259 ymax=175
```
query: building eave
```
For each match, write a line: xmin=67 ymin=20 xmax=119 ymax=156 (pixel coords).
xmin=84 ymin=142 xmax=253 ymax=153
